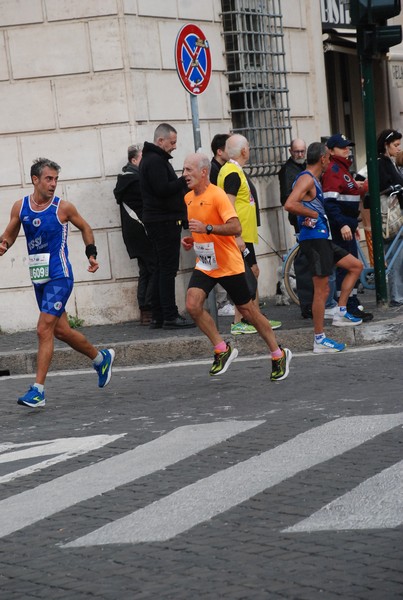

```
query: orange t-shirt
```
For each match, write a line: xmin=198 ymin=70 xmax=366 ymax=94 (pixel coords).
xmin=185 ymin=184 xmax=245 ymax=278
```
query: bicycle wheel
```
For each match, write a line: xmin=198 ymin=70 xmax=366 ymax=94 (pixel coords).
xmin=283 ymin=245 xmax=300 ymax=305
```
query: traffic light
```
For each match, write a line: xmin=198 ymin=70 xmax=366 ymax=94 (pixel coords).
xmin=350 ymin=0 xmax=401 ymax=25
xmin=350 ymin=0 xmax=402 ymax=55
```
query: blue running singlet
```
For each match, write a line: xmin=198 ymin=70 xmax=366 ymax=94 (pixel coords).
xmin=295 ymin=171 xmax=330 ymax=241
xmin=20 ymin=196 xmax=73 ymax=285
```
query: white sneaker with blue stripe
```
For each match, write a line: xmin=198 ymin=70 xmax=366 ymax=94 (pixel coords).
xmin=313 ymin=337 xmax=346 ymax=354
xmin=332 ymin=310 xmax=362 ymax=327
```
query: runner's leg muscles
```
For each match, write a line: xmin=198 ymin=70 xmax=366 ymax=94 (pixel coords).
xmin=54 ymin=312 xmax=98 ymax=360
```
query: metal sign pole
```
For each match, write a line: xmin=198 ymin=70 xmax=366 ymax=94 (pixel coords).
xmin=175 ymin=24 xmax=217 ymax=324
xmin=189 ymin=94 xmax=218 ymax=324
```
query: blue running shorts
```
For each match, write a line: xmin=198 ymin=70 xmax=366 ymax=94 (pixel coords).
xmin=34 ymin=277 xmax=74 ymax=317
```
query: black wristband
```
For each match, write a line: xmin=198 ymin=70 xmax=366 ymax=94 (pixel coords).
xmin=85 ymin=244 xmax=97 ymax=259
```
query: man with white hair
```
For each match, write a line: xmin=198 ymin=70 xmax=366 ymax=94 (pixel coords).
xmin=182 ymin=152 xmax=291 ymax=381
xmin=217 ymin=134 xmax=281 ymax=334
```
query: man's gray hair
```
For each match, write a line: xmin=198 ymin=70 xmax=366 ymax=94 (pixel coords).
xmin=196 ymin=152 xmax=211 ymax=173
xmin=154 ymin=122 xmax=177 ymax=142
xmin=306 ymin=142 xmax=327 ymax=165
xmin=30 ymin=158 xmax=61 ymax=180
xmin=225 ymin=134 xmax=248 ymax=159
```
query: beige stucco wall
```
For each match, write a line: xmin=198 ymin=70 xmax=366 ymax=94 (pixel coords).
xmin=0 ymin=0 xmax=329 ymax=332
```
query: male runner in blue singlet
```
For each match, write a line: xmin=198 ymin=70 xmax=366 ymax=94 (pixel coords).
xmin=284 ymin=143 xmax=363 ymax=353
xmin=0 ymin=158 xmax=114 ymax=407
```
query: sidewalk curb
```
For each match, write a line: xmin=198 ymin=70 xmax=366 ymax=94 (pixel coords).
xmin=1 ymin=315 xmax=401 ymax=376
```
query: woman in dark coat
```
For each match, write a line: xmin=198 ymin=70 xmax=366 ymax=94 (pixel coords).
xmin=377 ymin=129 xmax=403 ymax=306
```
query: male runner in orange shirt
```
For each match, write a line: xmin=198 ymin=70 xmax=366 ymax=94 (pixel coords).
xmin=181 ymin=153 xmax=292 ymax=381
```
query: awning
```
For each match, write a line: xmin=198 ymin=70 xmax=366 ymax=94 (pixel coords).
xmin=323 ymin=29 xmax=357 ymax=55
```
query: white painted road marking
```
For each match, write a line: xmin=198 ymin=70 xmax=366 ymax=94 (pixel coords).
xmin=64 ymin=413 xmax=403 ymax=547
xmin=5 ymin=343 xmax=403 ymax=380
xmin=0 ymin=420 xmax=262 ymax=539
xmin=284 ymin=460 xmax=403 ymax=532
xmin=0 ymin=435 xmax=124 ymax=484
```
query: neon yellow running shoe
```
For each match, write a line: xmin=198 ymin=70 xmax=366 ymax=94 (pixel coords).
xmin=230 ymin=320 xmax=257 ymax=335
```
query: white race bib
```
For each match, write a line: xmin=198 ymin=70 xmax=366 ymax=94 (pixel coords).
xmin=29 ymin=253 xmax=51 ymax=284
xmin=194 ymin=242 xmax=218 ymax=272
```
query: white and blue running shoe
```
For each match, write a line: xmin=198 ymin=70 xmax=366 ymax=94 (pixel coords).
xmin=94 ymin=349 xmax=115 ymax=388
xmin=313 ymin=337 xmax=346 ymax=354
xmin=332 ymin=311 xmax=362 ymax=327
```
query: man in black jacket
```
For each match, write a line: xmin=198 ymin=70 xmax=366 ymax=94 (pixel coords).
xmin=140 ymin=123 xmax=195 ymax=329
xmin=114 ymin=145 xmax=155 ymax=325
xmin=278 ymin=139 xmax=306 ymax=233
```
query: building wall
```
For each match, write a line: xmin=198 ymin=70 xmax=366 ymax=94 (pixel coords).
xmin=0 ymin=0 xmax=329 ymax=332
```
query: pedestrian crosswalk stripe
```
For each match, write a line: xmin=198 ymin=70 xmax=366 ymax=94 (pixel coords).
xmin=284 ymin=460 xmax=403 ymax=532
xmin=0 ymin=435 xmax=124 ymax=484
xmin=0 ymin=420 xmax=263 ymax=540
xmin=64 ymin=413 xmax=403 ymax=547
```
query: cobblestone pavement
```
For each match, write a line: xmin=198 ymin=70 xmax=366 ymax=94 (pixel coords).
xmin=0 ymin=344 xmax=402 ymax=599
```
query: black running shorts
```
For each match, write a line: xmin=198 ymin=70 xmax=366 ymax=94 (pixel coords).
xmin=299 ymin=239 xmax=349 ymax=277
xmin=188 ymin=269 xmax=252 ymax=306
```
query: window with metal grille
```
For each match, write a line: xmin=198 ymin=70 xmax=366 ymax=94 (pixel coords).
xmin=221 ymin=0 xmax=291 ymax=177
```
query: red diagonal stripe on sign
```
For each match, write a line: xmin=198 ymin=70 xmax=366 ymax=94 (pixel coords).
xmin=183 ymin=38 xmax=206 ymax=78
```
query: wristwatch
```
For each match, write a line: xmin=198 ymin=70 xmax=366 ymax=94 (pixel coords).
xmin=206 ymin=224 xmax=214 ymax=235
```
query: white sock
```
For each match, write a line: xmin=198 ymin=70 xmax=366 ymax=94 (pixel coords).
xmin=315 ymin=333 xmax=325 ymax=342
xmin=33 ymin=383 xmax=44 ymax=393
xmin=93 ymin=352 xmax=103 ymax=366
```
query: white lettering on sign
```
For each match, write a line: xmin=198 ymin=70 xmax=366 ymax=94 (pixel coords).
xmin=321 ymin=0 xmax=351 ymax=26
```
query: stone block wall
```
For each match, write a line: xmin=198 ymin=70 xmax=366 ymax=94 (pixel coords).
xmin=0 ymin=0 xmax=330 ymax=332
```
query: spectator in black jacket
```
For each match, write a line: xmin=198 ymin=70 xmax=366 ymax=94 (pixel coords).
xmin=278 ymin=139 xmax=306 ymax=233
xmin=113 ymin=145 xmax=155 ymax=325
xmin=140 ymin=123 xmax=195 ymax=329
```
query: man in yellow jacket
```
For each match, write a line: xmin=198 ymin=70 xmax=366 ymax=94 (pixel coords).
xmin=217 ymin=134 xmax=281 ymax=334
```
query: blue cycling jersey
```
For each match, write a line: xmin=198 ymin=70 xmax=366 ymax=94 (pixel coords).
xmin=295 ymin=171 xmax=330 ymax=241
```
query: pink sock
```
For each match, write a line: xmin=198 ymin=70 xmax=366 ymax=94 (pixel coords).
xmin=214 ymin=341 xmax=227 ymax=353
xmin=271 ymin=348 xmax=283 ymax=360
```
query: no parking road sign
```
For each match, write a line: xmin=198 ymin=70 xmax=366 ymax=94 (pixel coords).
xmin=175 ymin=24 xmax=211 ymax=95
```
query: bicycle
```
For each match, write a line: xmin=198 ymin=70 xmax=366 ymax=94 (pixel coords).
xmin=282 ymin=185 xmax=403 ymax=304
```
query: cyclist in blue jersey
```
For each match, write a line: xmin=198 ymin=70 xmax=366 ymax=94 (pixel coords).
xmin=284 ymin=142 xmax=363 ymax=353
xmin=0 ymin=158 xmax=114 ymax=407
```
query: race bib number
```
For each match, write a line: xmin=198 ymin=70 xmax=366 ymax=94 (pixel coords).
xmin=29 ymin=253 xmax=51 ymax=284
xmin=194 ymin=242 xmax=218 ymax=272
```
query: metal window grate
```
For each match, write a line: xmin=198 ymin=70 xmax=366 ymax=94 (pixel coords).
xmin=221 ymin=0 xmax=291 ymax=177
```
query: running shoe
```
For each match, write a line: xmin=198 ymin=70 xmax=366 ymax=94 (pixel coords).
xmin=230 ymin=319 xmax=257 ymax=335
xmin=217 ymin=303 xmax=235 ymax=317
xmin=17 ymin=386 xmax=46 ymax=407
xmin=209 ymin=343 xmax=238 ymax=376
xmin=313 ymin=337 xmax=346 ymax=354
xmin=324 ymin=306 xmax=338 ymax=319
xmin=332 ymin=311 xmax=362 ymax=327
xmin=269 ymin=320 xmax=282 ymax=330
xmin=270 ymin=347 xmax=292 ymax=381
xmin=94 ymin=348 xmax=115 ymax=388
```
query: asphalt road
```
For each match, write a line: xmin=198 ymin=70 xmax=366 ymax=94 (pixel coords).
xmin=0 ymin=345 xmax=402 ymax=600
